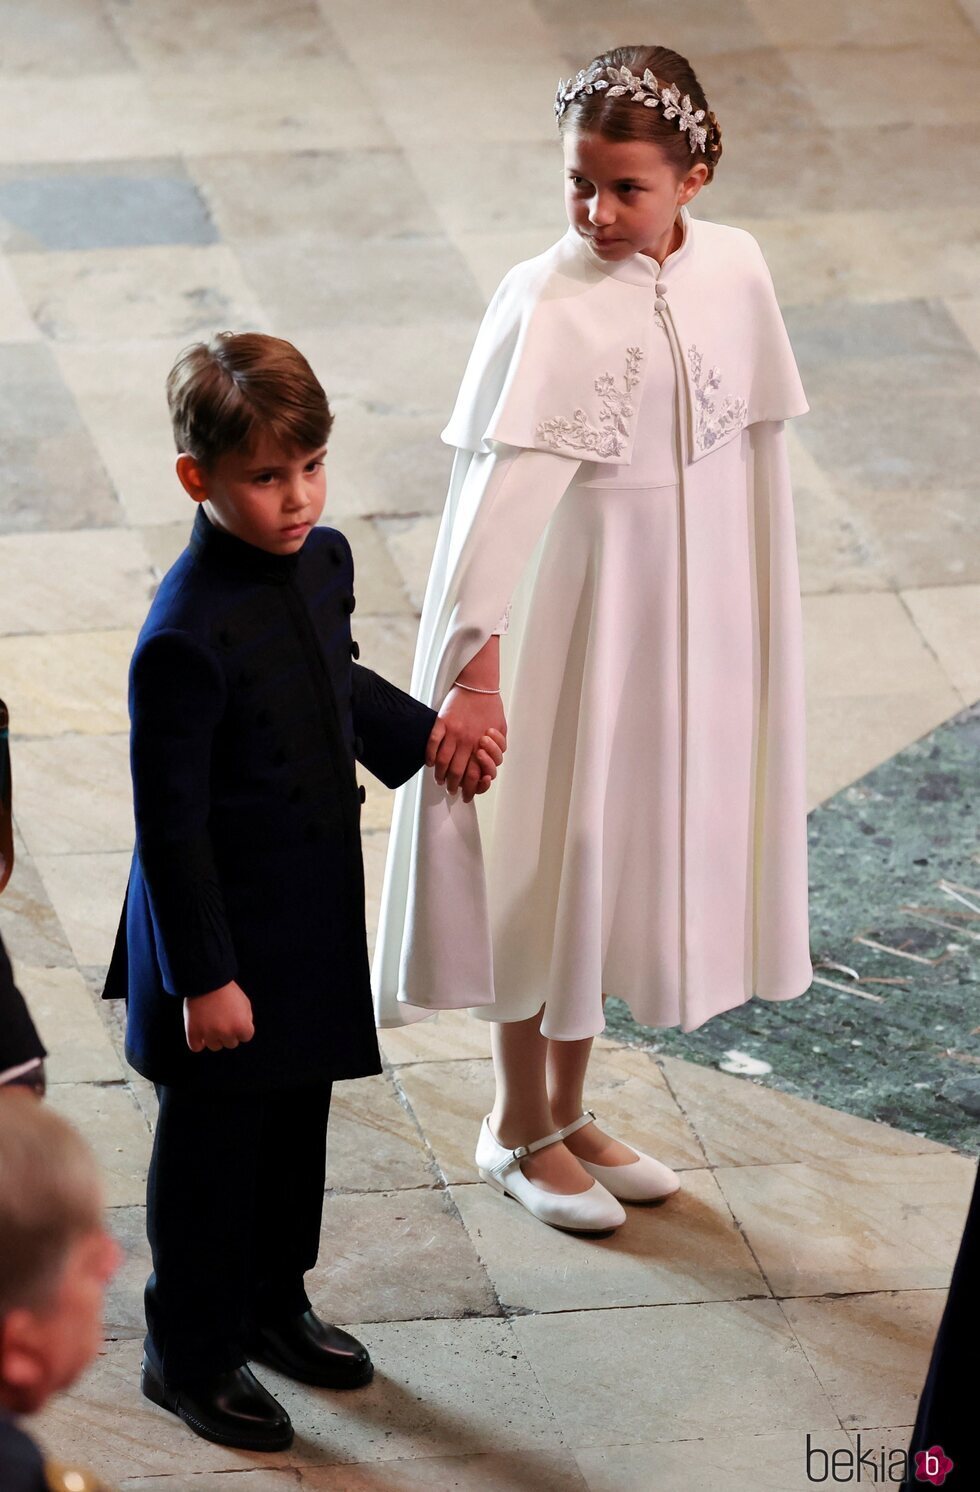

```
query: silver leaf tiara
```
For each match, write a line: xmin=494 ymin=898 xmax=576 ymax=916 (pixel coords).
xmin=555 ymin=65 xmax=709 ymax=154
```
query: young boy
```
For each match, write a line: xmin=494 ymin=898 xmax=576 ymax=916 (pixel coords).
xmin=0 ymin=1095 xmax=120 ymax=1491
xmin=103 ymin=333 xmax=503 ymax=1451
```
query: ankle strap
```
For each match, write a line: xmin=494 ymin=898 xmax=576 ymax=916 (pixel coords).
xmin=512 ymin=1109 xmax=596 ymax=1161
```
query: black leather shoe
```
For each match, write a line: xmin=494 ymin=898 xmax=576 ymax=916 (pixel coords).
xmin=248 ymin=1309 xmax=374 ymax=1389
xmin=140 ymin=1353 xmax=293 ymax=1450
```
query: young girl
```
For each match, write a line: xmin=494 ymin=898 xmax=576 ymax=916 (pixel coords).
xmin=374 ymin=44 xmax=812 ymax=1233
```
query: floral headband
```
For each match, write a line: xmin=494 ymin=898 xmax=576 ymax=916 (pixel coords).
xmin=555 ymin=66 xmax=709 ymax=154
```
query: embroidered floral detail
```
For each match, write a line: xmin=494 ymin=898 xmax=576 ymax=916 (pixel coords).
xmin=536 ymin=347 xmax=643 ymax=458
xmin=687 ymin=345 xmax=748 ymax=451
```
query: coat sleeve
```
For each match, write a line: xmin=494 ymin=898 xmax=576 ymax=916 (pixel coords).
xmin=0 ymin=927 xmax=46 ymax=1079
xmin=130 ymin=628 xmax=237 ymax=999
xmin=351 ymin=665 xmax=437 ymax=791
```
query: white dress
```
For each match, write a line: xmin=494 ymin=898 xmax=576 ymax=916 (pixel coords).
xmin=373 ymin=211 xmax=812 ymax=1036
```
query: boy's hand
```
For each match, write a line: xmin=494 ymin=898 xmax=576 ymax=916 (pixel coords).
xmin=460 ymin=728 xmax=506 ymax=803
xmin=427 ymin=687 xmax=507 ymax=796
xmin=183 ymin=981 xmax=255 ymax=1053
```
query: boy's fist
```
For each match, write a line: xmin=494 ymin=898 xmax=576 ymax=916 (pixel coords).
xmin=184 ymin=980 xmax=255 ymax=1053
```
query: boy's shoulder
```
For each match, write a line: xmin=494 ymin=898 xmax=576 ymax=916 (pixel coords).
xmin=302 ymin=523 xmax=353 ymax=571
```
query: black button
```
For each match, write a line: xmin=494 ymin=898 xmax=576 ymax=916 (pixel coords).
xmin=353 ymin=735 xmax=364 ymax=756
xmin=273 ymin=747 xmax=287 ymax=767
xmin=358 ymin=785 xmax=367 ymax=804
xmin=288 ymin=784 xmax=305 ymax=804
xmin=350 ymin=640 xmax=360 ymax=660
xmin=342 ymin=594 xmax=356 ymax=615
xmin=255 ymin=708 xmax=271 ymax=727
xmin=329 ymin=545 xmax=343 ymax=567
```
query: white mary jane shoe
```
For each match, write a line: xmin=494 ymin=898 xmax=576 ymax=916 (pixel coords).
xmin=475 ymin=1115 xmax=626 ymax=1233
xmin=572 ymin=1111 xmax=681 ymax=1202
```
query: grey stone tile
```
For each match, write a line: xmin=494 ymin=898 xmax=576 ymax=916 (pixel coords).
xmin=783 ymin=39 xmax=980 ymax=130
xmin=0 ymin=0 xmax=131 ymax=75
xmin=107 ymin=0 xmax=338 ymax=68
xmin=237 ymin=237 xmax=483 ymax=329
xmin=513 ymin=1300 xmax=840 ymax=1447
xmin=0 ymin=75 xmax=174 ymax=165
xmin=296 ymin=1453 xmax=588 ymax=1489
xmin=138 ymin=520 xmax=190 ymax=578
xmin=452 ymin=1167 xmax=768 ymax=1314
xmin=575 ymin=1431 xmax=856 ymax=1492
xmin=325 ymin=406 xmax=455 ymax=519
xmin=34 ymin=850 xmax=131 ymax=967
xmin=824 ymin=121 xmax=980 ymax=214
xmin=102 ymin=1206 xmax=149 ymax=1341
xmin=0 ymin=630 xmax=134 ymax=736
xmin=347 ymin=616 xmax=421 ymax=693
xmin=0 ymin=827 xmax=73 ymax=965
xmin=14 ymin=964 xmax=124 ymax=1084
xmin=0 ymin=343 xmax=119 ymax=533
xmin=294 ymin=321 xmax=476 ymax=419
xmin=193 ymin=149 xmax=434 ymax=246
xmin=781 ymin=1291 xmax=946 ymax=1431
xmin=332 ymin=516 xmax=411 ymax=615
xmin=120 ymin=1476 xmax=296 ymax=1491
xmin=308 ymin=1189 xmax=499 ymax=1324
xmin=327 ymin=1073 xmax=436 ymax=1192
xmin=0 ymin=161 xmax=217 ymax=254
xmin=47 ymin=1082 xmax=152 ymax=1208
xmin=329 ymin=0 xmax=555 ymax=67
xmin=0 ymin=528 xmax=156 ymax=634
xmin=405 ymin=141 xmax=566 ymax=238
xmin=12 ymin=733 xmax=133 ymax=856
xmin=375 ymin=515 xmax=440 ymax=614
xmin=536 ymin=0 xmax=770 ymax=62
xmin=0 ymin=254 xmax=37 ymax=340
xmin=746 ymin=0 xmax=976 ymax=48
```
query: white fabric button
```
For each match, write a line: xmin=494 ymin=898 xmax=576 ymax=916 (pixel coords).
xmin=655 ymin=281 xmax=668 ymax=294
xmin=655 ymin=297 xmax=667 ymax=312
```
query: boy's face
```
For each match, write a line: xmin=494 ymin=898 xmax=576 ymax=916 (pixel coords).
xmin=177 ymin=431 xmax=328 ymax=555
xmin=0 ymin=1226 xmax=121 ymax=1415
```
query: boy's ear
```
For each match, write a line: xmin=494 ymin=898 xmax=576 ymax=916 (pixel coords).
xmin=175 ymin=453 xmax=209 ymax=504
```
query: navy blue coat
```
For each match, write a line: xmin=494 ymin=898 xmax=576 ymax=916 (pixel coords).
xmin=103 ymin=508 xmax=436 ymax=1092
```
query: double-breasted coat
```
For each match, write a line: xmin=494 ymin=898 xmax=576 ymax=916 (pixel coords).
xmin=103 ymin=507 xmax=436 ymax=1091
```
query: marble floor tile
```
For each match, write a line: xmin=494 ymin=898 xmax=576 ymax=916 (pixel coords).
xmin=136 ymin=520 xmax=189 ymax=577
xmin=119 ymin=1476 xmax=295 ymax=1491
xmin=714 ymin=1151 xmax=976 ymax=1296
xmin=822 ymin=121 xmax=980 ymax=215
xmin=380 ymin=1009 xmax=492 ymax=1066
xmin=33 ymin=850 xmax=131 ymax=968
xmin=0 ymin=254 xmax=38 ymax=340
xmin=193 ymin=149 xmax=434 ymax=248
xmin=0 ymin=342 xmax=119 ymax=534
xmin=309 ymin=1189 xmax=498 ymax=1324
xmin=946 ymin=295 xmax=980 ymax=356
xmin=327 ymin=0 xmax=556 ymax=66
xmin=657 ymin=1055 xmax=950 ymax=1168
xmin=900 ymin=585 xmax=980 ymax=705
xmin=102 ymin=1206 xmax=149 ymax=1341
xmin=452 ymin=1167 xmax=767 ymax=1314
xmin=272 ymin=1317 xmax=567 ymax=1467
xmin=147 ymin=61 xmax=395 ymax=156
xmin=238 ymin=236 xmax=482 ymax=331
xmin=293 ymin=321 xmax=476 ymax=421
xmin=450 ymin=228 xmax=569 ymax=301
xmin=0 ymin=630 xmax=133 ymax=736
xmin=782 ymin=1291 xmax=946 ymax=1431
xmin=787 ymin=428 xmax=890 ymax=598
xmin=574 ymin=1430 xmax=857 ymax=1492
xmin=807 ymin=687 xmax=963 ymax=807
xmin=375 ymin=516 xmax=441 ymax=614
xmin=47 ymin=1082 xmax=152 ymax=1207
xmin=333 ymin=515 xmax=412 ymax=615
xmin=107 ymin=0 xmax=337 ymax=69
xmin=405 ymin=141 xmax=566 ymax=239
xmin=745 ymin=0 xmax=976 ymax=48
xmin=326 ymin=406 xmax=456 ymax=520
xmin=534 ymin=0 xmax=770 ymax=63
xmin=391 ymin=1058 xmax=495 ymax=1184
xmin=290 ymin=1453 xmax=588 ymax=1490
xmin=0 ymin=75 xmax=173 ymax=164
xmin=365 ymin=57 xmax=561 ymax=147
xmin=783 ymin=41 xmax=980 ymax=129
xmin=348 ymin=616 xmax=421 ymax=693
xmin=0 ymin=161 xmax=217 ymax=254
xmin=0 ymin=0 xmax=131 ymax=75
xmin=701 ymin=127 xmax=842 ymax=223
xmin=513 ymin=1300 xmax=839 ymax=1448
xmin=14 ymin=963 xmax=124 ymax=1084
xmin=326 ymin=1073 xmax=435 ymax=1192
xmin=53 ymin=339 xmax=192 ymax=527
xmin=0 ymin=528 xmax=155 ymax=634
xmin=0 ymin=827 xmax=73 ymax=965
xmin=11 ymin=733 xmax=133 ymax=856
xmin=12 ymin=244 xmax=266 ymax=342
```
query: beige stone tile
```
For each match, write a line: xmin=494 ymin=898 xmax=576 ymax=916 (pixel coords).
xmin=13 ymin=245 xmax=267 ymax=344
xmin=47 ymin=1082 xmax=151 ymax=1207
xmin=452 ymin=1167 xmax=767 ymax=1313
xmin=0 ymin=74 xmax=173 ymax=163
xmin=54 ymin=340 xmax=191 ymax=526
xmin=783 ymin=43 xmax=980 ymax=128
xmin=804 ymin=592 xmax=956 ymax=700
xmin=102 ymin=1205 xmax=149 ymax=1341
xmin=787 ymin=426 xmax=890 ymax=597
xmin=745 ymin=0 xmax=976 ymax=49
xmin=295 ymin=1453 xmax=588 ymax=1490
xmin=120 ymin=1476 xmax=295 ymax=1491
xmin=782 ymin=1291 xmax=946 ymax=1431
xmin=847 ymin=1426 xmax=916 ymax=1459
xmin=356 ymin=774 xmax=394 ymax=834
xmin=0 ymin=827 xmax=73 ymax=965
xmin=137 ymin=520 xmax=189 ymax=576
xmin=946 ymin=294 xmax=980 ymax=355
xmin=361 ymin=828 xmax=389 ymax=949
xmin=14 ymin=963 xmax=124 ymax=1083
xmin=657 ymin=1054 xmax=950 ymax=1168
xmin=309 ymin=1188 xmax=498 ymax=1324
xmin=0 ymin=630 xmax=133 ymax=735
xmin=0 ymin=0 xmax=131 ymax=76
xmin=328 ymin=0 xmax=556 ymax=66
xmin=514 ymin=1300 xmax=840 ymax=1447
xmin=147 ymin=61 xmax=394 ymax=155
xmin=535 ymin=0 xmax=769 ymax=60
xmin=807 ymin=688 xmax=963 ymax=807
xmin=901 ymin=585 xmax=980 ymax=705
xmin=0 ymin=528 xmax=155 ymax=635
xmin=575 ymin=1430 xmax=857 ymax=1491
xmin=395 ymin=1047 xmax=705 ymax=1185
xmin=293 ymin=321 xmax=476 ymax=420
xmin=349 ymin=615 xmax=419 ymax=693
xmin=406 ymin=141 xmax=566 ymax=240
xmin=32 ymin=1339 xmax=294 ymax=1479
xmin=12 ymin=733 xmax=133 ymax=856
xmin=327 ymin=1073 xmax=435 ymax=1192
xmin=453 ymin=229 xmax=569 ymax=301
xmin=336 ymin=515 xmax=413 ymax=615
xmin=325 ymin=405 xmax=455 ymax=520
xmin=271 ymin=1317 xmax=568 ymax=1466
xmin=715 ymin=1151 xmax=977 ymax=1297
xmin=107 ymin=0 xmax=336 ymax=68
xmin=375 ymin=515 xmax=440 ymax=614
xmin=380 ymin=1008 xmax=492 ymax=1066
xmin=34 ymin=851 xmax=130 ymax=968
xmin=369 ymin=59 xmax=558 ymax=146
xmin=0 ymin=255 xmax=38 ymax=340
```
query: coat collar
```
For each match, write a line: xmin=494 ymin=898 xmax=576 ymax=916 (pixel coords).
xmin=571 ymin=205 xmax=694 ymax=288
xmin=189 ymin=506 xmax=301 ymax=584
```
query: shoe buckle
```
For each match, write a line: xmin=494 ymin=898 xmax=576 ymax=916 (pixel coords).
xmin=511 ymin=1144 xmax=529 ymax=1160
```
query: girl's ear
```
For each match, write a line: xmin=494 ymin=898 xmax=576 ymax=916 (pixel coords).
xmin=678 ymin=161 xmax=709 ymax=206
xmin=175 ymin=453 xmax=208 ymax=504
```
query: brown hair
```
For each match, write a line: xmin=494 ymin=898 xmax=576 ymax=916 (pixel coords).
xmin=0 ymin=1096 xmax=103 ymax=1316
xmin=559 ymin=46 xmax=722 ymax=183
xmin=166 ymin=332 xmax=334 ymax=468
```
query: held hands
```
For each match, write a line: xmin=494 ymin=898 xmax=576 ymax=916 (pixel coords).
xmin=427 ymin=684 xmax=508 ymax=800
xmin=183 ymin=980 xmax=255 ymax=1053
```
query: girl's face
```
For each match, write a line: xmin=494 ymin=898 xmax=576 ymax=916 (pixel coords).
xmin=563 ymin=130 xmax=707 ymax=262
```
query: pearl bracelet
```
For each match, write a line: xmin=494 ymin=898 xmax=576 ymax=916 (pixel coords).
xmin=454 ymin=679 xmax=501 ymax=695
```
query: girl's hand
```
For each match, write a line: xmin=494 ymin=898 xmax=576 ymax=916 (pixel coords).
xmin=460 ymin=728 xmax=506 ymax=804
xmin=183 ymin=981 xmax=255 ymax=1053
xmin=427 ymin=687 xmax=507 ymax=797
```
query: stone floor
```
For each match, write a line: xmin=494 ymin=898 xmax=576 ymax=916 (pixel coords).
xmin=2 ymin=0 xmax=979 ymax=1487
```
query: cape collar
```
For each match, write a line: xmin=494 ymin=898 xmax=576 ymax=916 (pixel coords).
xmin=188 ymin=505 xmax=301 ymax=584
xmin=571 ymin=205 xmax=694 ymax=288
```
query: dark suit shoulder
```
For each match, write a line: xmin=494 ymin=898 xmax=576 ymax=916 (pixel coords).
xmin=303 ymin=525 xmax=353 ymax=582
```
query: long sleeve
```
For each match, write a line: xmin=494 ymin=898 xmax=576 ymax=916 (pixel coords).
xmin=0 ymin=929 xmax=46 ymax=1080
xmin=351 ymin=665 xmax=437 ymax=790
xmin=129 ymin=628 xmax=236 ymax=999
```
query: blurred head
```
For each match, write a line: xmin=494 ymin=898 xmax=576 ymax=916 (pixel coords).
xmin=557 ymin=45 xmax=721 ymax=262
xmin=0 ymin=1096 xmax=121 ymax=1414
xmin=167 ymin=333 xmax=333 ymax=554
